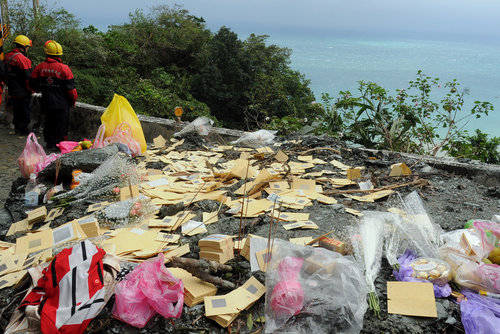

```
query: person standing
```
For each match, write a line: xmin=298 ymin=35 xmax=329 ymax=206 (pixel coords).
xmin=4 ymin=35 xmax=33 ymax=135
xmin=29 ymin=40 xmax=77 ymax=149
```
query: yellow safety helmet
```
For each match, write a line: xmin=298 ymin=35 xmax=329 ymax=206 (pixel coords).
xmin=14 ymin=35 xmax=32 ymax=47
xmin=44 ymin=40 xmax=63 ymax=56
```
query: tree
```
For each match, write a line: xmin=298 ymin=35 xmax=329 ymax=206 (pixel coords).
xmin=327 ymin=71 xmax=493 ymax=155
xmin=191 ymin=26 xmax=251 ymax=128
xmin=192 ymin=28 xmax=316 ymax=129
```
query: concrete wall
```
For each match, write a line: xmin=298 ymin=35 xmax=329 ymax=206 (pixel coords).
xmin=66 ymin=101 xmax=245 ymax=144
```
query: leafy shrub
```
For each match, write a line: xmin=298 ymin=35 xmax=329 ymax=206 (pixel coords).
xmin=444 ymin=129 xmax=500 ymax=164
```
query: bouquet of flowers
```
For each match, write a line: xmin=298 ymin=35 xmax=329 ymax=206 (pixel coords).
xmin=95 ymin=195 xmax=156 ymax=228
xmin=52 ymin=154 xmax=140 ymax=206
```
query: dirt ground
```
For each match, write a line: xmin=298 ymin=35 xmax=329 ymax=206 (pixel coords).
xmin=0 ymin=130 xmax=500 ymax=333
xmin=0 ymin=124 xmax=33 ymax=208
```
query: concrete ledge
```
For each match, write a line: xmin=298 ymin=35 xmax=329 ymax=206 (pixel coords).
xmin=67 ymin=101 xmax=245 ymax=144
xmin=359 ymin=147 xmax=500 ymax=187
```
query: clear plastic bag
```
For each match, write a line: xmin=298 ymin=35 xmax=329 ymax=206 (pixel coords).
xmin=230 ymin=129 xmax=277 ymax=148
xmin=52 ymin=154 xmax=139 ymax=206
xmin=265 ymin=239 xmax=367 ymax=333
xmin=95 ymin=195 xmax=156 ymax=228
xmin=387 ymin=191 xmax=443 ymax=259
xmin=173 ymin=116 xmax=214 ymax=137
xmin=112 ymin=253 xmax=184 ymax=328
xmin=393 ymin=250 xmax=452 ymax=297
xmin=400 ymin=191 xmax=443 ymax=255
xmin=103 ymin=122 xmax=142 ymax=157
xmin=439 ymin=220 xmax=500 ymax=294
xmin=93 ymin=124 xmax=106 ymax=149
xmin=440 ymin=228 xmax=487 ymax=262
xmin=378 ymin=212 xmax=406 ymax=268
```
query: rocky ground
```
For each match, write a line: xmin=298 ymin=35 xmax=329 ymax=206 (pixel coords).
xmin=0 ymin=125 xmax=499 ymax=333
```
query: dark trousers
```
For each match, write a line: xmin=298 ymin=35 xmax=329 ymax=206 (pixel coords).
xmin=43 ymin=107 xmax=69 ymax=148
xmin=11 ymin=96 xmax=32 ymax=134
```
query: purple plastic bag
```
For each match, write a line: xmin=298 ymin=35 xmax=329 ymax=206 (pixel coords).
xmin=393 ymin=250 xmax=451 ymax=298
xmin=112 ymin=253 xmax=184 ymax=328
xmin=461 ymin=290 xmax=500 ymax=334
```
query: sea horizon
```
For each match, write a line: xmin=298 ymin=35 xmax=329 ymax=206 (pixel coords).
xmin=235 ymin=28 xmax=500 ymax=137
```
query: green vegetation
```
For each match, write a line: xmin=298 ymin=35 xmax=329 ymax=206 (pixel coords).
xmin=312 ymin=71 xmax=494 ymax=157
xmin=6 ymin=1 xmax=498 ymax=163
xmin=7 ymin=2 xmax=315 ymax=129
xmin=444 ymin=130 xmax=500 ymax=164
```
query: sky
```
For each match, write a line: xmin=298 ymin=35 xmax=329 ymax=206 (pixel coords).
xmin=53 ymin=0 xmax=500 ymax=41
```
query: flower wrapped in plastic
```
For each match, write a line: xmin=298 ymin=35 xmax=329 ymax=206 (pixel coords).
xmin=265 ymin=239 xmax=367 ymax=333
xmin=349 ymin=211 xmax=385 ymax=318
xmin=95 ymin=195 xmax=157 ymax=228
xmin=52 ymin=154 xmax=140 ymax=206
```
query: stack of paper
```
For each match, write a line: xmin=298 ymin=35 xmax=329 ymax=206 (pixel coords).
xmin=205 ymin=276 xmax=265 ymax=327
xmin=169 ymin=267 xmax=217 ymax=307
xmin=199 ymin=234 xmax=234 ymax=264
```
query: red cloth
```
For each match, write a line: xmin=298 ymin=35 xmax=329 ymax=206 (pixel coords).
xmin=29 ymin=57 xmax=77 ymax=109
xmin=19 ymin=240 xmax=106 ymax=334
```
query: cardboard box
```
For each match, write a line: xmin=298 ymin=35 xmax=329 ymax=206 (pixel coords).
xmin=27 ymin=206 xmax=47 ymax=224
xmin=319 ymin=237 xmax=346 ymax=255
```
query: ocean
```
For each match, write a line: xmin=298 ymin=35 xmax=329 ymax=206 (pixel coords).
xmin=256 ymin=32 xmax=500 ymax=137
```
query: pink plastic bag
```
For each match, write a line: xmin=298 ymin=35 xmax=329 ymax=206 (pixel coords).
xmin=474 ymin=220 xmax=500 ymax=254
xmin=112 ymin=253 xmax=184 ymax=328
xmin=17 ymin=133 xmax=47 ymax=178
xmin=92 ymin=124 xmax=106 ymax=149
xmin=41 ymin=153 xmax=61 ymax=170
xmin=56 ymin=141 xmax=79 ymax=154
xmin=103 ymin=122 xmax=142 ymax=156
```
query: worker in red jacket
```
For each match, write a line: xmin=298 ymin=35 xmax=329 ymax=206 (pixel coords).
xmin=4 ymin=34 xmax=33 ymax=135
xmin=29 ymin=40 xmax=77 ymax=149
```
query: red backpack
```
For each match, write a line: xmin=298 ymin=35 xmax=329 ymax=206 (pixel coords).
xmin=19 ymin=240 xmax=107 ymax=334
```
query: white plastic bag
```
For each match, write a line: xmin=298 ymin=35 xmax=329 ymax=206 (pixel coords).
xmin=230 ymin=129 xmax=277 ymax=148
xmin=173 ymin=116 xmax=214 ymax=137
xmin=265 ymin=239 xmax=367 ymax=333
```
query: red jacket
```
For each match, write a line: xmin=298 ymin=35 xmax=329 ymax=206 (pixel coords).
xmin=4 ymin=48 xmax=32 ymax=97
xmin=30 ymin=57 xmax=77 ymax=109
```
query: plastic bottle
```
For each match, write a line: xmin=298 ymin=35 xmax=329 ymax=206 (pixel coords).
xmin=25 ymin=173 xmax=39 ymax=207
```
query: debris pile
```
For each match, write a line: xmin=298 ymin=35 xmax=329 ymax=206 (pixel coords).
xmin=0 ymin=129 xmax=499 ymax=333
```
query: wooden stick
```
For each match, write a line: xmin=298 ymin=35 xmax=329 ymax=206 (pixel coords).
xmin=300 ymin=147 xmax=341 ymax=155
xmin=171 ymin=257 xmax=235 ymax=289
xmin=323 ymin=179 xmax=428 ymax=195
xmin=54 ymin=159 xmax=61 ymax=185
xmin=238 ymin=159 xmax=251 ymax=247
xmin=128 ymin=179 xmax=134 ymax=198
xmin=306 ymin=229 xmax=336 ymax=246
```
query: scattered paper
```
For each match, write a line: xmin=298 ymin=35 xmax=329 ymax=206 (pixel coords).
xmin=387 ymin=282 xmax=437 ymax=317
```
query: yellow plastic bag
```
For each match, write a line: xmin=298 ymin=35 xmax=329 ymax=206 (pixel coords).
xmin=101 ymin=94 xmax=147 ymax=153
